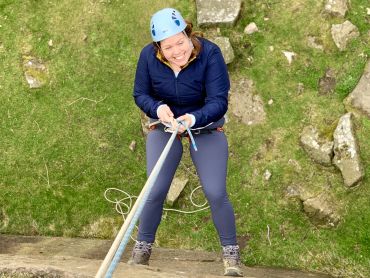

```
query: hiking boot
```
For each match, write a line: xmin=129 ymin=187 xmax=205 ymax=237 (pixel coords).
xmin=222 ymin=245 xmax=243 ymax=277
xmin=128 ymin=241 xmax=153 ymax=265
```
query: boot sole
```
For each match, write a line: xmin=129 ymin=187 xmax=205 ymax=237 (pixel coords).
xmin=224 ymin=266 xmax=243 ymax=277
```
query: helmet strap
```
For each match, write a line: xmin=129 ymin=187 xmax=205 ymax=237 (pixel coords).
xmin=182 ymin=31 xmax=194 ymax=50
xmin=156 ymin=42 xmax=166 ymax=57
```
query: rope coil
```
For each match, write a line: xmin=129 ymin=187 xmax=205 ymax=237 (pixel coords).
xmin=104 ymin=186 xmax=209 ymax=217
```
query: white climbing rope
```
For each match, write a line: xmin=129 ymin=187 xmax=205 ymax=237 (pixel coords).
xmin=96 ymin=120 xmax=206 ymax=278
xmin=104 ymin=185 xmax=209 ymax=218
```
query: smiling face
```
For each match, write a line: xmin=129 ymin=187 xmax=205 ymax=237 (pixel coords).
xmin=160 ymin=32 xmax=193 ymax=70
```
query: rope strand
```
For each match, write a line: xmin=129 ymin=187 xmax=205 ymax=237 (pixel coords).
xmin=104 ymin=186 xmax=209 ymax=217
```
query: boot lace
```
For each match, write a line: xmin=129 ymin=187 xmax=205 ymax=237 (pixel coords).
xmin=133 ymin=241 xmax=153 ymax=255
xmin=222 ymin=245 xmax=240 ymax=261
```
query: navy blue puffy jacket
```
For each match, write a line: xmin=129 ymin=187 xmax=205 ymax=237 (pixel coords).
xmin=133 ymin=37 xmax=230 ymax=129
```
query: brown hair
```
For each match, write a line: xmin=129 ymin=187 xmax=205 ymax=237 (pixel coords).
xmin=153 ymin=20 xmax=203 ymax=60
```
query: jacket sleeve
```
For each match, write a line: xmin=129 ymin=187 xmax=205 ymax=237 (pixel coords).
xmin=191 ymin=45 xmax=230 ymax=128
xmin=133 ymin=47 xmax=162 ymax=119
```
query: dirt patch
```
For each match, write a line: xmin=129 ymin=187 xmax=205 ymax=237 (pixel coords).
xmin=81 ymin=240 xmax=118 ymax=260
xmin=229 ymin=77 xmax=266 ymax=126
xmin=80 ymin=217 xmax=119 ymax=238
xmin=0 ymin=235 xmax=41 ymax=254
xmin=237 ymin=234 xmax=251 ymax=250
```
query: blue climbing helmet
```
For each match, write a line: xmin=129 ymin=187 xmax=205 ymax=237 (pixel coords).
xmin=150 ymin=8 xmax=187 ymax=42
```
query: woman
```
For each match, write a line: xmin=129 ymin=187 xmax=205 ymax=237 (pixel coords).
xmin=131 ymin=7 xmax=243 ymax=277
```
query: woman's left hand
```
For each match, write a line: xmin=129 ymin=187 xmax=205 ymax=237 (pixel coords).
xmin=176 ymin=114 xmax=193 ymax=134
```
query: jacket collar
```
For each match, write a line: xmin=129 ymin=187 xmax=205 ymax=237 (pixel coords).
xmin=156 ymin=50 xmax=197 ymax=71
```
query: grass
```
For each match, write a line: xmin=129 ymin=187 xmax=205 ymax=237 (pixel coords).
xmin=0 ymin=0 xmax=369 ymax=277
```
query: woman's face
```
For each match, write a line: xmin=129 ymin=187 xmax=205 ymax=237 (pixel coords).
xmin=160 ymin=32 xmax=192 ymax=69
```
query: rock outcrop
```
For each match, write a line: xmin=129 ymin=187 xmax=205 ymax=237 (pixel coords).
xmin=345 ymin=59 xmax=370 ymax=118
xmin=210 ymin=37 xmax=235 ymax=64
xmin=324 ymin=0 xmax=348 ymax=17
xmin=196 ymin=0 xmax=241 ymax=26
xmin=333 ymin=113 xmax=364 ymax=187
xmin=166 ymin=177 xmax=188 ymax=206
xmin=300 ymin=126 xmax=334 ymax=166
xmin=303 ymin=193 xmax=341 ymax=227
xmin=22 ymin=56 xmax=48 ymax=88
xmin=331 ymin=20 xmax=360 ymax=51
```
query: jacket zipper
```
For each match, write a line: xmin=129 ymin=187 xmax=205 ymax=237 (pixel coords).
xmin=175 ymin=73 xmax=180 ymax=104
xmin=156 ymin=51 xmax=197 ymax=106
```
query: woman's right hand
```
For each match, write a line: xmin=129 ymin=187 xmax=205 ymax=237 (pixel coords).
xmin=157 ymin=104 xmax=178 ymax=129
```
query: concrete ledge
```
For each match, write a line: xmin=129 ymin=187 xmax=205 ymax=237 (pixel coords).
xmin=0 ymin=235 xmax=332 ymax=278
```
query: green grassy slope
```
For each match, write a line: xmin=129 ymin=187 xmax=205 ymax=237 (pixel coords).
xmin=0 ymin=0 xmax=369 ymax=277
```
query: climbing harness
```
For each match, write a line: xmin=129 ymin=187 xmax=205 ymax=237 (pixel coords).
xmin=149 ymin=120 xmax=224 ymax=151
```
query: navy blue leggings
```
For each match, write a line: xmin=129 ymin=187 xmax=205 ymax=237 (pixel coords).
xmin=137 ymin=128 xmax=237 ymax=246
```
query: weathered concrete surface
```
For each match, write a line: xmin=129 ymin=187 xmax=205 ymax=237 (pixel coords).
xmin=0 ymin=235 xmax=333 ymax=278
xmin=0 ymin=255 xmax=193 ymax=278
